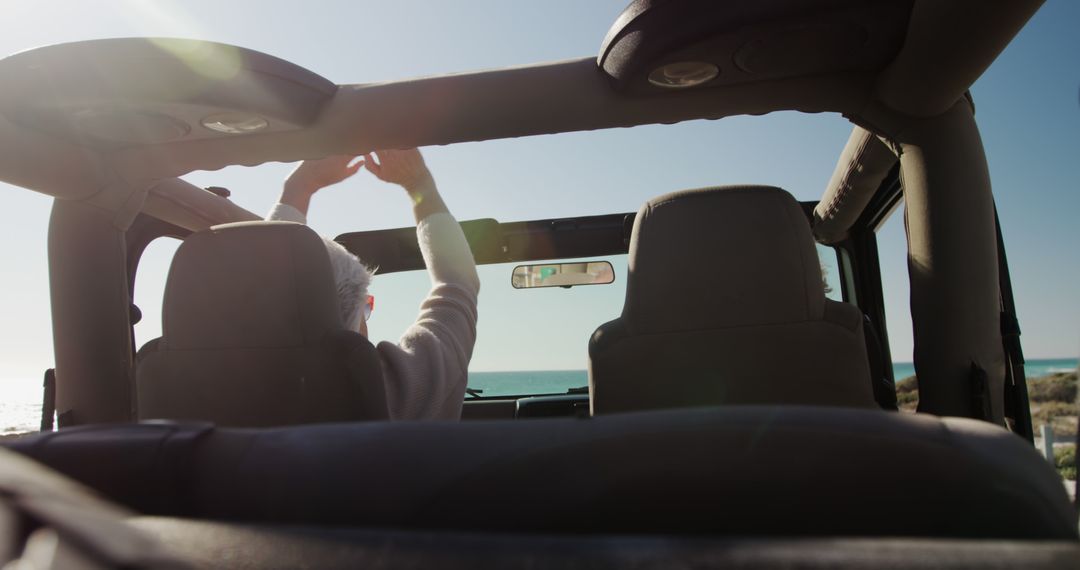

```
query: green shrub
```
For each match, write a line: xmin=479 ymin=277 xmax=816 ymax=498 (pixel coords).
xmin=894 ymin=376 xmax=919 ymax=410
xmin=1031 ymin=399 xmax=1078 ymax=440
xmin=1054 ymin=445 xmax=1076 ymax=481
xmin=1031 ymin=401 xmax=1078 ymax=425
xmin=896 ymin=376 xmax=917 ymax=394
xmin=890 ymin=373 xmax=1078 ymax=422
xmin=1028 ymin=372 xmax=1077 ymax=403
xmin=896 ymin=390 xmax=919 ymax=407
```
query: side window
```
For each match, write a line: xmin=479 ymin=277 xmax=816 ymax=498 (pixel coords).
xmin=816 ymin=243 xmax=843 ymax=302
xmin=132 ymin=237 xmax=181 ymax=350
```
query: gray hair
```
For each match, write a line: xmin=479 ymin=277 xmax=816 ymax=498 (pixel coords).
xmin=321 ymin=238 xmax=374 ymax=331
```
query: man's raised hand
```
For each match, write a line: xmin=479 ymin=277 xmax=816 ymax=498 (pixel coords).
xmin=279 ymin=155 xmax=364 ymax=215
xmin=363 ymin=149 xmax=433 ymax=195
xmin=285 ymin=155 xmax=365 ymax=197
xmin=365 ymin=148 xmax=448 ymax=223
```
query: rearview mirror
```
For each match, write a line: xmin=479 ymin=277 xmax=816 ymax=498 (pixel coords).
xmin=511 ymin=261 xmax=615 ymax=289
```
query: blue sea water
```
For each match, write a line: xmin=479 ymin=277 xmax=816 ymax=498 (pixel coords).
xmin=469 ymin=359 xmax=1079 ymax=398
xmin=1 ymin=359 xmax=1076 ymax=434
xmin=468 ymin=370 xmax=589 ymax=398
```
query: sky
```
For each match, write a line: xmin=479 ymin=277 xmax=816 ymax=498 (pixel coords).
xmin=0 ymin=0 xmax=1077 ymax=381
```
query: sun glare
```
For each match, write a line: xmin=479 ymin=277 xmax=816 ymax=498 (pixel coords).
xmin=150 ymin=38 xmax=243 ymax=81
xmin=117 ymin=1 xmax=242 ymax=81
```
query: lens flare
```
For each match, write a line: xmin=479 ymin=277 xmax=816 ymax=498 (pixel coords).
xmin=118 ymin=0 xmax=243 ymax=81
xmin=149 ymin=38 xmax=243 ymax=82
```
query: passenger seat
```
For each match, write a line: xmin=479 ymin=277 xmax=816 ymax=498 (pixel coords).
xmin=136 ymin=221 xmax=388 ymax=426
xmin=589 ymin=186 xmax=877 ymax=414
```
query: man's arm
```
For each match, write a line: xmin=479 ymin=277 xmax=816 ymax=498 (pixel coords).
xmin=266 ymin=148 xmax=479 ymax=420
xmin=366 ymin=149 xmax=480 ymax=420
xmin=365 ymin=149 xmax=479 ymax=295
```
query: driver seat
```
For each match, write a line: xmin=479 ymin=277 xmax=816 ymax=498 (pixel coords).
xmin=136 ymin=221 xmax=388 ymax=426
xmin=589 ymin=186 xmax=877 ymax=414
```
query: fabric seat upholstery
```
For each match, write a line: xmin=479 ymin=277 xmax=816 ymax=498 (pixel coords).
xmin=136 ymin=221 xmax=388 ymax=426
xmin=589 ymin=186 xmax=877 ymax=414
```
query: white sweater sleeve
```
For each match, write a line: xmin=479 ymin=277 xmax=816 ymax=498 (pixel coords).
xmin=376 ymin=213 xmax=480 ymax=420
xmin=266 ymin=203 xmax=307 ymax=223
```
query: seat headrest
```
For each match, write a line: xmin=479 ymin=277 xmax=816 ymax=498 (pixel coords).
xmin=163 ymin=221 xmax=343 ymax=350
xmin=622 ymin=186 xmax=825 ymax=333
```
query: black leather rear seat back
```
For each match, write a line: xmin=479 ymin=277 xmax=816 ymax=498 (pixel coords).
xmin=590 ymin=186 xmax=878 ymax=414
xmin=135 ymin=221 xmax=388 ymax=426
xmin=7 ymin=407 xmax=1075 ymax=539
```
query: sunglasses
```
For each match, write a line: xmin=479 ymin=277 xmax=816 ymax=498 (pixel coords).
xmin=362 ymin=295 xmax=375 ymax=322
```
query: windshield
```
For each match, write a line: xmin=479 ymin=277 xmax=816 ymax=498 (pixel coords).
xmin=362 ymin=241 xmax=843 ymax=398
xmin=372 ymin=256 xmax=627 ymax=397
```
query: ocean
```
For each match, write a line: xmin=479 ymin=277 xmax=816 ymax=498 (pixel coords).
xmin=471 ymin=359 xmax=1080 ymax=397
xmin=2 ymin=359 xmax=1076 ymax=435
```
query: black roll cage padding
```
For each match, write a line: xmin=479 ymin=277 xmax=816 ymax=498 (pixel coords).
xmin=838 ymin=166 xmax=1035 ymax=434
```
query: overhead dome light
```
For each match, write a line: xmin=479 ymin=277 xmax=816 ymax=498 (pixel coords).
xmin=647 ymin=61 xmax=719 ymax=88
xmin=200 ymin=112 xmax=269 ymax=134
